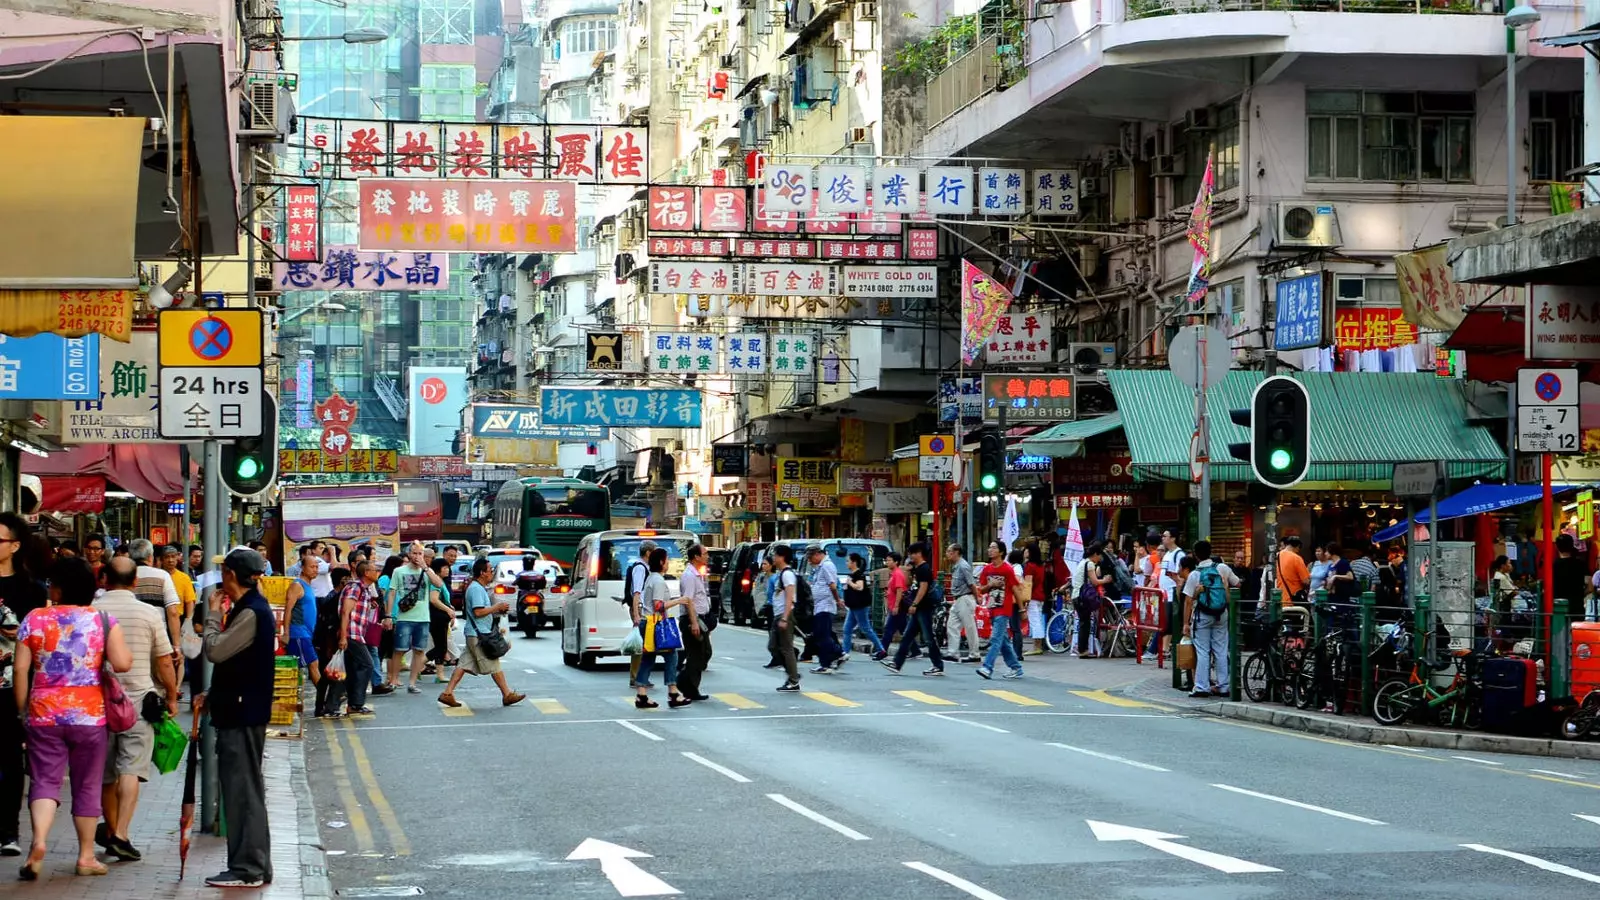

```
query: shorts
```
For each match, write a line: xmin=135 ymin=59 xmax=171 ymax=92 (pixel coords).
xmin=286 ymin=634 xmax=318 ymax=668
xmin=459 ymin=636 xmax=501 ymax=676
xmin=26 ymin=723 xmax=107 ymax=817
xmin=104 ymin=717 xmax=155 ymax=782
xmin=392 ymin=620 xmax=430 ymax=653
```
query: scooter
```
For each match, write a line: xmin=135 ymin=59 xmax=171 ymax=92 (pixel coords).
xmin=514 ymin=571 xmax=547 ymax=638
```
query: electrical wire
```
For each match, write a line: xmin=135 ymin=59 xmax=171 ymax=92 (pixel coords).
xmin=0 ymin=29 xmax=144 ymax=80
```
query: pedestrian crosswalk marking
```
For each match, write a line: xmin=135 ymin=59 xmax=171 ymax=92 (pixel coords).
xmin=803 ymin=691 xmax=861 ymax=708
xmin=1071 ymin=689 xmax=1171 ymax=710
xmin=893 ymin=690 xmax=957 ymax=707
xmin=982 ymin=689 xmax=1050 ymax=707
xmin=441 ymin=701 xmax=475 ymax=717
xmin=711 ymin=692 xmax=764 ymax=709
xmin=530 ymin=698 xmax=568 ymax=715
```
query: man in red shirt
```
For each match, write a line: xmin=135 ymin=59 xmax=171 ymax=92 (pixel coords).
xmin=976 ymin=540 xmax=1024 ymax=680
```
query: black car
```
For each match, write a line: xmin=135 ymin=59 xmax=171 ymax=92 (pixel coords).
xmin=705 ymin=548 xmax=731 ymax=613
xmin=719 ymin=541 xmax=770 ymax=627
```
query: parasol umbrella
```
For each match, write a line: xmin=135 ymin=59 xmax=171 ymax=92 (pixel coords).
xmin=178 ymin=714 xmax=201 ymax=880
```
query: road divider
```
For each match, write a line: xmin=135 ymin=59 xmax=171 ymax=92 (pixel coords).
xmin=766 ymin=794 xmax=870 ymax=841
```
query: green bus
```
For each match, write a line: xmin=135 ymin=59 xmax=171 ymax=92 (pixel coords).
xmin=490 ymin=477 xmax=611 ymax=567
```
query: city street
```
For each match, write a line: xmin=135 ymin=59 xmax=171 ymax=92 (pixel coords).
xmin=308 ymin=625 xmax=1600 ymax=900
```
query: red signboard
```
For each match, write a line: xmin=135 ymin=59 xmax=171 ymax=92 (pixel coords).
xmin=648 ymin=236 xmax=730 ymax=257
xmin=39 ymin=475 xmax=106 ymax=514
xmin=649 ymin=186 xmax=695 ymax=231
xmin=357 ymin=178 xmax=577 ymax=252
xmin=285 ymin=185 xmax=320 ymax=262
xmin=819 ymin=239 xmax=902 ymax=261
xmin=907 ymin=228 xmax=939 ymax=260
xmin=734 ymin=238 xmax=817 ymax=258
xmin=1054 ymin=493 xmax=1137 ymax=508
xmin=752 ymin=189 xmax=799 ymax=233
xmin=698 ymin=187 xmax=748 ymax=232
xmin=398 ymin=455 xmax=472 ymax=478
xmin=1333 ymin=306 xmax=1420 ymax=353
xmin=1053 ymin=454 xmax=1135 ymax=487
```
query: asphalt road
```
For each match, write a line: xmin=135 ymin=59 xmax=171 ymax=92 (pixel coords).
xmin=305 ymin=622 xmax=1600 ymax=899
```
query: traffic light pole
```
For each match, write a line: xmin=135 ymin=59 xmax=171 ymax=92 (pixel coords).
xmin=200 ymin=437 xmax=222 ymax=832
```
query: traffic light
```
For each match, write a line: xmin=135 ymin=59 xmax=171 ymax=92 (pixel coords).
xmin=1227 ymin=376 xmax=1310 ymax=488
xmin=976 ymin=428 xmax=1006 ymax=494
xmin=221 ymin=393 xmax=278 ymax=497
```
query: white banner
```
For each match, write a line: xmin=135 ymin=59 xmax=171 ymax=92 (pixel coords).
xmin=649 ymin=332 xmax=720 ymax=374
xmin=839 ymin=265 xmax=939 ymax=297
xmin=649 ymin=261 xmax=742 ymax=294
xmin=873 ymin=487 xmax=928 ymax=514
xmin=984 ymin=311 xmax=1056 ymax=365
xmin=743 ymin=263 xmax=837 ymax=297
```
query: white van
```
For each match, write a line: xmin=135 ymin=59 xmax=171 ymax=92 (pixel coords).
xmin=561 ymin=529 xmax=696 ymax=669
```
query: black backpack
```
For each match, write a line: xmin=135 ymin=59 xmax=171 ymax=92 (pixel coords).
xmin=621 ymin=560 xmax=649 ymax=606
xmin=787 ymin=569 xmax=814 ymax=626
xmin=313 ymin=590 xmax=342 ymax=647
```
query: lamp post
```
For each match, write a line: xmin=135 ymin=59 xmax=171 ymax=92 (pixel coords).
xmin=282 ymin=27 xmax=390 ymax=44
xmin=1504 ymin=3 xmax=1542 ymax=226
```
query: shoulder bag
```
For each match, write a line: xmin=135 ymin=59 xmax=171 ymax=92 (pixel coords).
xmin=465 ymin=593 xmax=511 ymax=660
xmin=97 ymin=611 xmax=138 ymax=733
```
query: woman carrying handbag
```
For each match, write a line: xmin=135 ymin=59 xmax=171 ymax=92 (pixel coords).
xmin=631 ymin=548 xmax=692 ymax=709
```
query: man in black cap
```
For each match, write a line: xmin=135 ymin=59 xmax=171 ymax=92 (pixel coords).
xmin=196 ymin=547 xmax=275 ymax=889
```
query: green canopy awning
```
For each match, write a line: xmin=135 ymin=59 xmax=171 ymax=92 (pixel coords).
xmin=1104 ymin=370 xmax=1507 ymax=484
xmin=1016 ymin=412 xmax=1122 ymax=458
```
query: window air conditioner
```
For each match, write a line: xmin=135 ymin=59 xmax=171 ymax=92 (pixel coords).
xmin=1184 ymin=107 xmax=1215 ymax=131
xmin=1151 ymin=154 xmax=1184 ymax=178
xmin=1275 ymin=202 xmax=1343 ymax=249
xmin=1062 ymin=342 xmax=1117 ymax=377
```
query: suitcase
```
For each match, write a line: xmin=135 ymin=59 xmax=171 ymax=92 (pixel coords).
xmin=1482 ymin=657 xmax=1539 ymax=734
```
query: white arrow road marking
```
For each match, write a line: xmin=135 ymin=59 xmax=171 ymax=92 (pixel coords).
xmin=1209 ymin=784 xmax=1387 ymax=825
xmin=1576 ymin=814 xmax=1600 ymax=828
xmin=1461 ymin=844 xmax=1600 ymax=885
xmin=1086 ymin=820 xmax=1280 ymax=874
xmin=766 ymin=794 xmax=871 ymax=841
xmin=903 ymin=862 xmax=1009 ymax=900
xmin=566 ymin=839 xmax=682 ymax=897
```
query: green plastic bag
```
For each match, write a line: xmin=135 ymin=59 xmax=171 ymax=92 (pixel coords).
xmin=152 ymin=715 xmax=188 ymax=776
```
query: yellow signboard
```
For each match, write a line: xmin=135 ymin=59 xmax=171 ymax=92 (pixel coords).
xmin=158 ymin=310 xmax=264 ymax=367
xmin=775 ymin=457 xmax=840 ymax=513
xmin=472 ymin=438 xmax=558 ymax=466
xmin=0 ymin=289 xmax=134 ymax=342
xmin=278 ymin=449 xmax=399 ymax=475
xmin=1580 ymin=489 xmax=1594 ymax=541
xmin=919 ymin=435 xmax=956 ymax=456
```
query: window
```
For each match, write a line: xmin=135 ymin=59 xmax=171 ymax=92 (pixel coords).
xmin=1530 ymin=91 xmax=1583 ymax=183
xmin=1334 ymin=275 xmax=1401 ymax=307
xmin=1308 ymin=91 xmax=1474 ymax=183
xmin=560 ymin=18 xmax=617 ymax=55
xmin=1176 ymin=101 xmax=1241 ymax=201
xmin=419 ymin=64 xmax=476 ymax=121
xmin=577 ymin=215 xmax=595 ymax=250
xmin=419 ymin=0 xmax=473 ymax=44
xmin=560 ymin=85 xmax=591 ymax=121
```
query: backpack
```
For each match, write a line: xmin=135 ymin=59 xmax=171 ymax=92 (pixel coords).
xmin=313 ymin=590 xmax=342 ymax=647
xmin=621 ymin=560 xmax=649 ymax=605
xmin=1110 ymin=556 xmax=1134 ymax=596
xmin=786 ymin=569 xmax=814 ymax=625
xmin=1195 ymin=565 xmax=1229 ymax=617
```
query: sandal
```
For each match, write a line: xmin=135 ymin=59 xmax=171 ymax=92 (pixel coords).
xmin=668 ymin=694 xmax=692 ymax=709
xmin=19 ymin=855 xmax=42 ymax=882
xmin=76 ymin=862 xmax=108 ymax=877
xmin=634 ymin=695 xmax=658 ymax=709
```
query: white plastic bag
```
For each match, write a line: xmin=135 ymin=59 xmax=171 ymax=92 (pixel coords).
xmin=620 ymin=627 xmax=645 ymax=657
xmin=325 ymin=650 xmax=347 ymax=681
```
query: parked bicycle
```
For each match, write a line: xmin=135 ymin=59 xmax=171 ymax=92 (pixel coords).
xmin=1295 ymin=624 xmax=1354 ymax=713
xmin=1044 ymin=589 xmax=1076 ymax=655
xmin=1372 ymin=646 xmax=1485 ymax=728
xmin=1243 ymin=616 xmax=1307 ymax=705
xmin=1096 ymin=598 xmax=1139 ymax=659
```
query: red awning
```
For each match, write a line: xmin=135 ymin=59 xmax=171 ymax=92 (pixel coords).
xmin=37 ymin=475 xmax=106 ymax=514
xmin=22 ymin=444 xmax=193 ymax=503
xmin=1445 ymin=309 xmax=1600 ymax=383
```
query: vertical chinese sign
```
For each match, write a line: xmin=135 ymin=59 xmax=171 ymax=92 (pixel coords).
xmin=285 ymin=185 xmax=321 ymax=262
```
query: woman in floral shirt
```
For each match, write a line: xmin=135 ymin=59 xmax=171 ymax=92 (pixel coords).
xmin=12 ymin=557 xmax=131 ymax=879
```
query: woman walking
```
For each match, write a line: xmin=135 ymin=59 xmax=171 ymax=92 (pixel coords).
xmin=425 ymin=557 xmax=457 ymax=682
xmin=841 ymin=553 xmax=886 ymax=660
xmin=372 ymin=556 xmax=404 ymax=694
xmin=631 ymin=548 xmax=692 ymax=709
xmin=0 ymin=512 xmax=47 ymax=858
xmin=13 ymin=557 xmax=133 ymax=879
xmin=438 ymin=558 xmax=524 ymax=708
xmin=1024 ymin=545 xmax=1048 ymax=656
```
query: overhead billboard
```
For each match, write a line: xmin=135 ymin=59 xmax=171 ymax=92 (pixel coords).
xmin=407 ymin=366 xmax=467 ymax=456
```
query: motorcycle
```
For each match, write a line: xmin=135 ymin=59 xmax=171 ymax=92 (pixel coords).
xmin=514 ymin=570 xmax=548 ymax=639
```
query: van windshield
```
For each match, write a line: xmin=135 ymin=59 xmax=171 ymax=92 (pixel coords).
xmin=599 ymin=538 xmax=694 ymax=580
xmin=826 ymin=542 xmax=888 ymax=572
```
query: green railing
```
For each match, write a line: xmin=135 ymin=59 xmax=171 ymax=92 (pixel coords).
xmin=1126 ymin=0 xmax=1499 ymax=18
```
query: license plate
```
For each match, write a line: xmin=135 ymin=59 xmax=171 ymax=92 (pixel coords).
xmin=525 ymin=604 xmax=541 ymax=614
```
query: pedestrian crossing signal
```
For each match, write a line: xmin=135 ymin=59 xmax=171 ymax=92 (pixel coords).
xmin=1228 ymin=377 xmax=1309 ymax=489
xmin=221 ymin=393 xmax=277 ymax=497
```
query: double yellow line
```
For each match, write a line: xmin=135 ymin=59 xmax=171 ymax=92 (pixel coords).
xmin=322 ymin=719 xmax=412 ymax=855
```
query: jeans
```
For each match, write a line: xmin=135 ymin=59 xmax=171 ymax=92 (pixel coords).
xmin=367 ymin=643 xmax=384 ymax=689
xmin=883 ymin=611 xmax=909 ymax=648
xmin=893 ymin=607 xmax=944 ymax=670
xmin=1192 ymin=611 xmax=1229 ymax=694
xmin=811 ymin=610 xmax=841 ymax=668
xmin=982 ymin=613 xmax=1023 ymax=674
xmin=677 ymin=613 xmax=712 ymax=696
xmin=633 ymin=648 xmax=680 ymax=689
xmin=947 ymin=595 xmax=978 ymax=658
xmin=217 ymin=725 xmax=271 ymax=882
xmin=841 ymin=607 xmax=884 ymax=654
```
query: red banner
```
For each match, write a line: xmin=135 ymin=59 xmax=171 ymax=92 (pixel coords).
xmin=357 ymin=179 xmax=577 ymax=253
xmin=1333 ymin=307 xmax=1420 ymax=353
xmin=39 ymin=475 xmax=106 ymax=514
xmin=285 ymin=185 xmax=320 ymax=262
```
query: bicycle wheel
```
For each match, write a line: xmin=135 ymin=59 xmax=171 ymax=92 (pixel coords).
xmin=1293 ymin=662 xmax=1319 ymax=710
xmin=1045 ymin=610 xmax=1074 ymax=654
xmin=1243 ymin=652 xmax=1269 ymax=703
xmin=1372 ymin=679 xmax=1418 ymax=726
xmin=1563 ymin=692 xmax=1600 ymax=739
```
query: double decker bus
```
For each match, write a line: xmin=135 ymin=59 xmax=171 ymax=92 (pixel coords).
xmin=490 ymin=477 xmax=610 ymax=567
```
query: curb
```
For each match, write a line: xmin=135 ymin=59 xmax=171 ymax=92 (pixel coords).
xmin=1211 ymin=701 xmax=1600 ymax=760
xmin=287 ymin=736 xmax=334 ymax=900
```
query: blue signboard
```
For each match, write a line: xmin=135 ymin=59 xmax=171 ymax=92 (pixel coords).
xmin=1274 ymin=273 xmax=1325 ymax=351
xmin=0 ymin=332 xmax=100 ymax=400
xmin=540 ymin=387 xmax=702 ymax=428
xmin=470 ymin=404 xmax=607 ymax=440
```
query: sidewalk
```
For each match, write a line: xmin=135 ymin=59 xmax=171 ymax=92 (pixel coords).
xmin=16 ymin=727 xmax=329 ymax=898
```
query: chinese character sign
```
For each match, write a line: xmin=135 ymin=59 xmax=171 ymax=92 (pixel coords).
xmin=498 ymin=125 xmax=544 ymax=178
xmin=357 ymin=179 xmax=576 ymax=253
xmin=760 ymin=165 xmax=813 ymax=216
xmin=539 ymin=388 xmax=703 ymax=428
xmin=650 ymin=332 xmax=721 ymax=374
xmin=925 ymin=166 xmax=974 ymax=215
xmin=337 ymin=119 xmax=390 ymax=176
xmin=284 ymin=185 xmax=320 ymax=262
xmin=817 ymin=164 xmax=868 ymax=215
xmin=273 ymin=246 xmax=447 ymax=292
xmin=1333 ymin=307 xmax=1420 ymax=353
xmin=871 ymin=166 xmax=920 ymax=215
xmin=649 ymin=187 xmax=695 ymax=231
xmin=982 ymin=374 xmax=1075 ymax=422
xmin=0 ymin=332 xmax=99 ymax=399
xmin=393 ymin=124 xmax=442 ymax=176
xmin=744 ymin=263 xmax=836 ymax=297
xmin=752 ymin=188 xmax=800 ymax=233
xmin=600 ymin=126 xmax=648 ymax=184
xmin=1032 ymin=168 xmax=1079 ymax=216
xmin=649 ymin=261 xmax=742 ymax=294
xmin=769 ymin=331 xmax=816 ymax=376
xmin=725 ymin=332 xmax=767 ymax=373
xmin=775 ymin=457 xmax=840 ymax=513
xmin=978 ymin=167 xmax=1027 ymax=215
xmin=698 ymin=187 xmax=748 ymax=231
xmin=985 ymin=311 xmax=1055 ymax=365
xmin=1273 ymin=273 xmax=1326 ymax=351
xmin=444 ymin=124 xmax=492 ymax=177
xmin=548 ymin=126 xmax=598 ymax=179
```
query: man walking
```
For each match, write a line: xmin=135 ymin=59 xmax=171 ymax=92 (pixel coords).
xmin=94 ymin=558 xmax=178 ymax=861
xmin=805 ymin=543 xmax=844 ymax=674
xmin=882 ymin=543 xmax=944 ymax=676
xmin=944 ymin=544 xmax=978 ymax=663
xmin=1182 ymin=540 xmax=1238 ymax=698
xmin=282 ymin=547 xmax=324 ymax=709
xmin=675 ymin=544 xmax=713 ymax=701
xmin=975 ymin=540 xmax=1024 ymax=680
xmin=198 ymin=548 xmax=276 ymax=888
xmin=128 ymin=539 xmax=182 ymax=671
xmin=338 ymin=561 xmax=381 ymax=716
xmin=770 ymin=545 xmax=803 ymax=692
xmin=384 ymin=542 xmax=446 ymax=694
xmin=626 ymin=540 xmax=656 ymax=685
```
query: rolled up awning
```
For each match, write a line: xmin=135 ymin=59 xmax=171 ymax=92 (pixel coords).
xmin=1371 ymin=483 xmax=1576 ymax=543
xmin=1017 ymin=413 xmax=1122 ymax=458
xmin=23 ymin=444 xmax=193 ymax=503
xmin=38 ymin=475 xmax=106 ymax=514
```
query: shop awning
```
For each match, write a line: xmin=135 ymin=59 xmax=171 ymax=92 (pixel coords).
xmin=37 ymin=475 xmax=106 ymax=514
xmin=1017 ymin=413 xmax=1122 ymax=458
xmin=22 ymin=444 xmax=193 ymax=503
xmin=1371 ymin=483 xmax=1576 ymax=542
xmin=1105 ymin=370 xmax=1508 ymax=483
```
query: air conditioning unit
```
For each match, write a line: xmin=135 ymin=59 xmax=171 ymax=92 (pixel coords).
xmin=1152 ymin=154 xmax=1184 ymax=178
xmin=1080 ymin=176 xmax=1105 ymax=197
xmin=720 ymin=52 xmax=737 ymax=69
xmin=1185 ymin=107 xmax=1215 ymax=131
xmin=1064 ymin=342 xmax=1117 ymax=377
xmin=847 ymin=125 xmax=870 ymax=145
xmin=1275 ymin=201 xmax=1343 ymax=248
xmin=247 ymin=79 xmax=280 ymax=132
xmin=857 ymin=1 xmax=878 ymax=19
xmin=831 ymin=20 xmax=852 ymax=44
xmin=1100 ymin=148 xmax=1119 ymax=168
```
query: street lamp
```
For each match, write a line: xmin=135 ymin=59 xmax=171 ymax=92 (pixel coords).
xmin=282 ymin=27 xmax=390 ymax=44
xmin=1505 ymin=2 xmax=1542 ymax=226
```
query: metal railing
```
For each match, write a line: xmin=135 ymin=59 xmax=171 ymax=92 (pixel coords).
xmin=926 ymin=35 xmax=1002 ymax=128
xmin=1125 ymin=0 xmax=1500 ymax=17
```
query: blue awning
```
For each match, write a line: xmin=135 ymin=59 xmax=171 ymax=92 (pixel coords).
xmin=1372 ymin=483 xmax=1576 ymax=543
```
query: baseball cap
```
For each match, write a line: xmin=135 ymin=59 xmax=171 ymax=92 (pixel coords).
xmin=222 ymin=547 xmax=267 ymax=578
xmin=805 ymin=542 xmax=824 ymax=554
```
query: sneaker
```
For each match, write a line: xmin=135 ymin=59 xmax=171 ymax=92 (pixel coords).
xmin=777 ymin=681 xmax=801 ymax=693
xmin=0 ymin=840 xmax=20 ymax=857
xmin=810 ymin=665 xmax=832 ymax=675
xmin=833 ymin=654 xmax=848 ymax=669
xmin=107 ymin=837 xmax=142 ymax=862
xmin=763 ymin=661 xmax=782 ymax=669
xmin=1004 ymin=669 xmax=1024 ymax=679
xmin=871 ymin=650 xmax=887 ymax=661
xmin=976 ymin=667 xmax=993 ymax=680
xmin=879 ymin=660 xmax=902 ymax=674
xmin=205 ymin=872 xmax=266 ymax=888
xmin=1139 ymin=653 xmax=1155 ymax=663
xmin=922 ymin=668 xmax=945 ymax=677
xmin=1069 ymin=650 xmax=1081 ymax=658
xmin=407 ymin=685 xmax=422 ymax=695
xmin=1188 ymin=690 xmax=1212 ymax=699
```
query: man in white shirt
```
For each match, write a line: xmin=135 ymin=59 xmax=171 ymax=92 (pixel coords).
xmin=1181 ymin=539 xmax=1239 ymax=698
xmin=625 ymin=540 xmax=656 ymax=685
xmin=676 ymin=544 xmax=712 ymax=702
xmin=805 ymin=543 xmax=844 ymax=674
xmin=128 ymin=538 xmax=182 ymax=667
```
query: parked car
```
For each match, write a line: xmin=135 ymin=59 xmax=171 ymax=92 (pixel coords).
xmin=705 ymin=547 xmax=731 ymax=617
xmin=563 ymin=529 xmax=695 ymax=669
xmin=795 ymin=539 xmax=894 ymax=605
xmin=719 ymin=541 xmax=771 ymax=627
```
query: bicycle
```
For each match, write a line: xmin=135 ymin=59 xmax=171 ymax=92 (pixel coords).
xmin=1096 ymin=597 xmax=1139 ymax=659
xmin=1243 ymin=616 xmax=1307 ymax=704
xmin=1044 ymin=589 xmax=1076 ymax=655
xmin=1294 ymin=625 xmax=1354 ymax=713
xmin=1371 ymin=647 xmax=1484 ymax=728
xmin=1564 ymin=690 xmax=1600 ymax=739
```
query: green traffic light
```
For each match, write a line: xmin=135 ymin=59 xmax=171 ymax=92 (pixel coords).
xmin=980 ymin=472 xmax=999 ymax=491
xmin=236 ymin=457 xmax=262 ymax=480
xmin=1268 ymin=448 xmax=1293 ymax=472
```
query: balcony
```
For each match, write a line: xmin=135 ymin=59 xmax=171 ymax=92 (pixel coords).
xmin=1125 ymin=0 xmax=1499 ymax=17
xmin=926 ymin=36 xmax=1004 ymax=127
